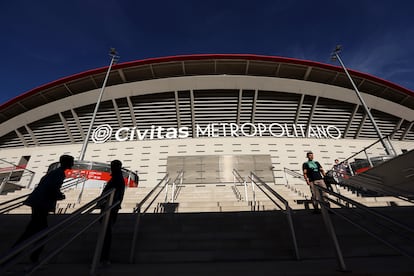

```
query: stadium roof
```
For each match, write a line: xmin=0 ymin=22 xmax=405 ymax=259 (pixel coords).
xmin=1 ymin=54 xmax=413 ymax=124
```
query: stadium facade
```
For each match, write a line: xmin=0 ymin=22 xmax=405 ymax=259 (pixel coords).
xmin=0 ymin=54 xmax=413 ymax=188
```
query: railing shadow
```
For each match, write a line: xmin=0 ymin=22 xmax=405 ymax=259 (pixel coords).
xmin=129 ymin=173 xmax=170 ymax=263
xmin=249 ymin=172 xmax=300 ymax=261
xmin=0 ymin=188 xmax=118 ymax=276
xmin=0 ymin=177 xmax=87 ymax=214
xmin=314 ymin=185 xmax=414 ymax=272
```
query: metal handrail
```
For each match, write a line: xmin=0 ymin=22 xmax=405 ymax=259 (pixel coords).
xmin=313 ymin=184 xmax=414 ymax=271
xmin=283 ymin=167 xmax=305 ymax=180
xmin=169 ymin=170 xmax=183 ymax=203
xmin=345 ymin=173 xmax=414 ymax=203
xmin=62 ymin=177 xmax=87 ymax=188
xmin=129 ymin=174 xmax=170 ymax=263
xmin=320 ymin=185 xmax=414 ymax=234
xmin=285 ymin=163 xmax=412 ymax=207
xmin=344 ymin=132 xmax=398 ymax=164
xmin=249 ymin=172 xmax=300 ymax=260
xmin=283 ymin=167 xmax=312 ymax=199
xmin=338 ymin=131 xmax=403 ymax=179
xmin=232 ymin=169 xmax=244 ymax=183
xmin=312 ymin=186 xmax=347 ymax=271
xmin=0 ymin=159 xmax=36 ymax=193
xmin=232 ymin=169 xmax=248 ymax=201
xmin=231 ymin=170 xmax=242 ymax=201
xmin=0 ymin=188 xmax=118 ymax=276
xmin=76 ymin=176 xmax=89 ymax=204
xmin=284 ymin=166 xmax=343 ymax=197
xmin=0 ymin=193 xmax=28 ymax=214
xmin=135 ymin=174 xmax=170 ymax=214
xmin=330 ymin=159 xmax=414 ymax=204
xmin=0 ymin=158 xmax=35 ymax=174
xmin=0 ymin=177 xmax=87 ymax=214
xmin=283 ymin=167 xmax=305 ymax=191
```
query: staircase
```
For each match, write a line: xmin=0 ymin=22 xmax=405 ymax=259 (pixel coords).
xmin=344 ymin=149 xmax=414 ymax=198
xmin=2 ymin=207 xmax=413 ymax=275
xmin=1 ymin=179 xmax=414 ymax=275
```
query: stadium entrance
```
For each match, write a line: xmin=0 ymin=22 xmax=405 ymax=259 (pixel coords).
xmin=167 ymin=155 xmax=274 ymax=184
xmin=48 ymin=160 xmax=139 ymax=188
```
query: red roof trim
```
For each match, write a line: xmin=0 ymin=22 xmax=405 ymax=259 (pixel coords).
xmin=1 ymin=54 xmax=413 ymax=110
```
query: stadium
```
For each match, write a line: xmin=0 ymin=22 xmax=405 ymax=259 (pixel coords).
xmin=0 ymin=54 xmax=413 ymax=187
xmin=1 ymin=54 xmax=414 ymax=275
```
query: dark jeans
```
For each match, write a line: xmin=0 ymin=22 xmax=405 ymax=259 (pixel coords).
xmin=100 ymin=210 xmax=119 ymax=262
xmin=14 ymin=207 xmax=49 ymax=262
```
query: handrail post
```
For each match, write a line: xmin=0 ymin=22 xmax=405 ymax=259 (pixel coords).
xmin=78 ymin=161 xmax=92 ymax=204
xmin=232 ymin=171 xmax=239 ymax=200
xmin=172 ymin=170 xmax=183 ymax=203
xmin=77 ymin=177 xmax=87 ymax=204
xmin=251 ymin=173 xmax=256 ymax=205
xmin=127 ymin=172 xmax=132 ymax=187
xmin=179 ymin=171 xmax=184 ymax=186
xmin=347 ymin=162 xmax=355 ymax=176
xmin=283 ymin=168 xmax=289 ymax=187
xmin=28 ymin=170 xmax=35 ymax=188
xmin=250 ymin=172 xmax=300 ymax=260
xmin=285 ymin=204 xmax=300 ymax=260
xmin=364 ymin=150 xmax=374 ymax=168
xmin=129 ymin=174 xmax=169 ymax=263
xmin=244 ymin=176 xmax=248 ymax=202
xmin=171 ymin=181 xmax=176 ymax=203
xmin=385 ymin=136 xmax=397 ymax=156
xmin=317 ymin=187 xmax=347 ymax=271
xmin=164 ymin=182 xmax=169 ymax=202
xmin=0 ymin=189 xmax=119 ymax=275
xmin=0 ymin=169 xmax=14 ymax=194
xmin=90 ymin=190 xmax=115 ymax=275
xmin=129 ymin=205 xmax=142 ymax=263
xmin=0 ymin=176 xmax=8 ymax=194
xmin=99 ymin=179 xmax=105 ymax=194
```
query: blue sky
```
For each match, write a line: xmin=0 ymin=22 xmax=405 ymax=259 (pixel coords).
xmin=1 ymin=0 xmax=413 ymax=105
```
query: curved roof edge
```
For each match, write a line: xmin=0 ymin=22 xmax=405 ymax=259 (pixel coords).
xmin=1 ymin=53 xmax=413 ymax=110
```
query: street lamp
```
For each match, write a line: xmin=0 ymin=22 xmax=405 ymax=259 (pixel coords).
xmin=79 ymin=48 xmax=120 ymax=161
xmin=331 ymin=45 xmax=394 ymax=156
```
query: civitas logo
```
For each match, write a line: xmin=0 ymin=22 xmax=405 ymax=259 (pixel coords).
xmin=92 ymin=124 xmax=190 ymax=143
xmin=92 ymin=123 xmax=342 ymax=144
xmin=92 ymin=124 xmax=113 ymax=143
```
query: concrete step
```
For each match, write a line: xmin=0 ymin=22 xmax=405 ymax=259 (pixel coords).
xmin=5 ymin=182 xmax=409 ymax=216
xmin=6 ymin=255 xmax=414 ymax=276
xmin=2 ymin=207 xmax=413 ymax=273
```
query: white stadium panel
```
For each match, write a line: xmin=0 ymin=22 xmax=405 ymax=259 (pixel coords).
xmin=0 ymin=54 xmax=413 ymax=188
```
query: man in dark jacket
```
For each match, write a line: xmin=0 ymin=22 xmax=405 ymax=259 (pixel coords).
xmin=100 ymin=159 xmax=125 ymax=264
xmin=14 ymin=154 xmax=74 ymax=262
xmin=302 ymin=151 xmax=327 ymax=213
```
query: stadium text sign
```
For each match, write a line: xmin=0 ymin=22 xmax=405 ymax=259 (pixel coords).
xmin=92 ymin=123 xmax=341 ymax=143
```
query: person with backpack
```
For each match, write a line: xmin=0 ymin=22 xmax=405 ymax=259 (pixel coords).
xmin=14 ymin=154 xmax=74 ymax=262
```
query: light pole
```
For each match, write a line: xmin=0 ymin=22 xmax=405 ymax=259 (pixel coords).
xmin=331 ymin=45 xmax=394 ymax=156
xmin=79 ymin=48 xmax=120 ymax=161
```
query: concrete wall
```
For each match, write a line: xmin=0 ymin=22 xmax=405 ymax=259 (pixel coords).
xmin=1 ymin=137 xmax=413 ymax=189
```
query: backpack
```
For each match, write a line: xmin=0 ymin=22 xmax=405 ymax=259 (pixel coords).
xmin=324 ymin=169 xmax=338 ymax=184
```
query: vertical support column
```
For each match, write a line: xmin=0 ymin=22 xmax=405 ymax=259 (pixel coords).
xmin=190 ymin=89 xmax=196 ymax=138
xmin=332 ymin=46 xmax=394 ymax=156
